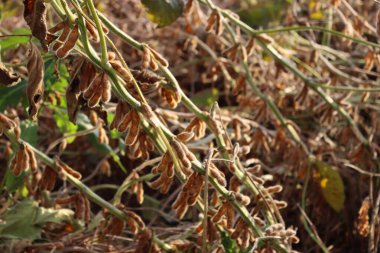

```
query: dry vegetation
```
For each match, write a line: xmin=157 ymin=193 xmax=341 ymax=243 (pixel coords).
xmin=0 ymin=0 xmax=380 ymax=252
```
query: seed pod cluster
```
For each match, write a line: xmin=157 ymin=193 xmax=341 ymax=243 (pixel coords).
xmin=171 ymin=137 xmax=197 ymax=176
xmin=172 ymin=172 xmax=204 ymax=219
xmin=55 ymin=157 xmax=82 ymax=180
xmin=129 ymin=69 xmax=164 ymax=96
xmin=39 ymin=166 xmax=58 ymax=191
xmin=55 ymin=193 xmax=91 ymax=223
xmin=127 ymin=133 xmax=155 ymax=160
xmin=0 ymin=113 xmax=20 ymax=139
xmin=128 ymin=171 xmax=144 ymax=204
xmin=108 ymin=52 xmax=133 ymax=83
xmin=208 ymin=162 xmax=227 ymax=187
xmin=75 ymin=60 xmax=111 ymax=108
xmin=231 ymin=217 xmax=255 ymax=250
xmin=195 ymin=218 xmax=220 ymax=246
xmin=265 ymin=224 xmax=299 ymax=244
xmin=185 ymin=117 xmax=206 ymax=140
xmin=82 ymin=72 xmax=111 ymax=108
xmin=142 ymin=45 xmax=169 ymax=71
xmin=206 ymin=10 xmax=224 ymax=36
xmin=9 ymin=144 xmax=38 ymax=182
xmin=212 ymin=202 xmax=235 ymax=229
xmin=135 ymin=229 xmax=161 ymax=253
xmin=230 ymin=117 xmax=250 ymax=141
xmin=150 ymin=153 xmax=175 ymax=194
xmin=103 ymin=204 xmax=145 ymax=236
xmin=49 ymin=21 xmax=79 ymax=58
xmin=160 ymin=86 xmax=181 ymax=108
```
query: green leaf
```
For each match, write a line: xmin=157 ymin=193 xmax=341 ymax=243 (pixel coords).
xmin=141 ymin=0 xmax=184 ymax=27
xmin=314 ymin=161 xmax=345 ymax=212
xmin=0 ymin=28 xmax=30 ymax=51
xmin=3 ymin=168 xmax=25 ymax=194
xmin=221 ymin=231 xmax=239 ymax=253
xmin=44 ymin=59 xmax=69 ymax=92
xmin=20 ymin=120 xmax=38 ymax=147
xmin=0 ymin=81 xmax=26 ymax=112
xmin=53 ymin=106 xmax=78 ymax=144
xmin=0 ymin=199 xmax=74 ymax=240
xmin=191 ymin=88 xmax=219 ymax=107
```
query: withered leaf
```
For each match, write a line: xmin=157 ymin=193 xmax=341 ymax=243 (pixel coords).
xmin=27 ymin=44 xmax=44 ymax=120
xmin=66 ymin=77 xmax=82 ymax=123
xmin=0 ymin=63 xmax=21 ymax=87
xmin=23 ymin=0 xmax=48 ymax=51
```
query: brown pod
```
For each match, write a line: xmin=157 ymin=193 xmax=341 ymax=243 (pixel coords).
xmin=126 ymin=210 xmax=145 ymax=229
xmin=11 ymin=150 xmax=23 ymax=176
xmin=105 ymin=217 xmax=125 ymax=235
xmin=267 ymin=185 xmax=283 ymax=194
xmin=171 ymin=139 xmax=191 ymax=170
xmin=142 ymin=46 xmax=151 ymax=69
xmin=212 ymin=203 xmax=228 ymax=223
xmin=159 ymin=177 xmax=173 ymax=194
xmin=26 ymin=145 xmax=38 ymax=172
xmin=85 ymin=21 xmax=99 ymax=42
xmin=110 ymin=60 xmax=132 ymax=82
xmin=149 ymin=58 xmax=159 ymax=71
xmin=209 ymin=163 xmax=226 ymax=187
xmin=110 ymin=102 xmax=124 ymax=130
xmin=49 ymin=21 xmax=66 ymax=34
xmin=0 ymin=114 xmax=16 ymax=129
xmin=156 ymin=153 xmax=171 ymax=173
xmin=117 ymin=110 xmax=133 ymax=132
xmin=39 ymin=166 xmax=57 ymax=191
xmin=101 ymin=74 xmax=111 ymax=103
xmin=172 ymin=191 xmax=187 ymax=210
xmin=55 ymin=195 xmax=76 ymax=205
xmin=126 ymin=217 xmax=139 ymax=234
xmin=234 ymin=192 xmax=250 ymax=206
xmin=149 ymin=48 xmax=169 ymax=67
xmin=177 ymin=131 xmax=194 ymax=143
xmin=79 ymin=61 xmax=97 ymax=92
xmin=125 ymin=113 xmax=140 ymax=145
xmin=56 ymin=24 xmax=79 ymax=58
xmin=83 ymin=73 xmax=101 ymax=99
xmin=19 ymin=144 xmax=30 ymax=173
xmin=206 ymin=11 xmax=217 ymax=32
xmin=149 ymin=175 xmax=164 ymax=189
xmin=165 ymin=162 xmax=175 ymax=178
xmin=83 ymin=194 xmax=91 ymax=222
xmin=57 ymin=159 xmax=82 ymax=180
xmin=74 ymin=194 xmax=85 ymax=220
xmin=136 ymin=183 xmax=144 ymax=204
xmin=52 ymin=25 xmax=70 ymax=51
xmin=377 ymin=10 xmax=380 ymax=37
xmin=175 ymin=202 xmax=189 ymax=219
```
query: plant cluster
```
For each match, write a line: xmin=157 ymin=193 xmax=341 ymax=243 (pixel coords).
xmin=0 ymin=0 xmax=380 ymax=252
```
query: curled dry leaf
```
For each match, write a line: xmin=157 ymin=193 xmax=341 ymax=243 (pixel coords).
xmin=23 ymin=0 xmax=48 ymax=51
xmin=26 ymin=44 xmax=44 ymax=120
xmin=0 ymin=63 xmax=21 ymax=87
xmin=66 ymin=78 xmax=82 ymax=123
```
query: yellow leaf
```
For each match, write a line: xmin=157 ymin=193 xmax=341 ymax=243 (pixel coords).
xmin=309 ymin=0 xmax=324 ymax=20
xmin=315 ymin=161 xmax=345 ymax=212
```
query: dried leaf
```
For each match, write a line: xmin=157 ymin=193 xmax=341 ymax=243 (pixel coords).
xmin=26 ymin=44 xmax=44 ymax=120
xmin=23 ymin=0 xmax=48 ymax=51
xmin=0 ymin=63 xmax=21 ymax=87
xmin=66 ymin=78 xmax=82 ymax=123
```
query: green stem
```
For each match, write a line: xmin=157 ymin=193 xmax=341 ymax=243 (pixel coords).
xmin=84 ymin=0 xmax=108 ymax=65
